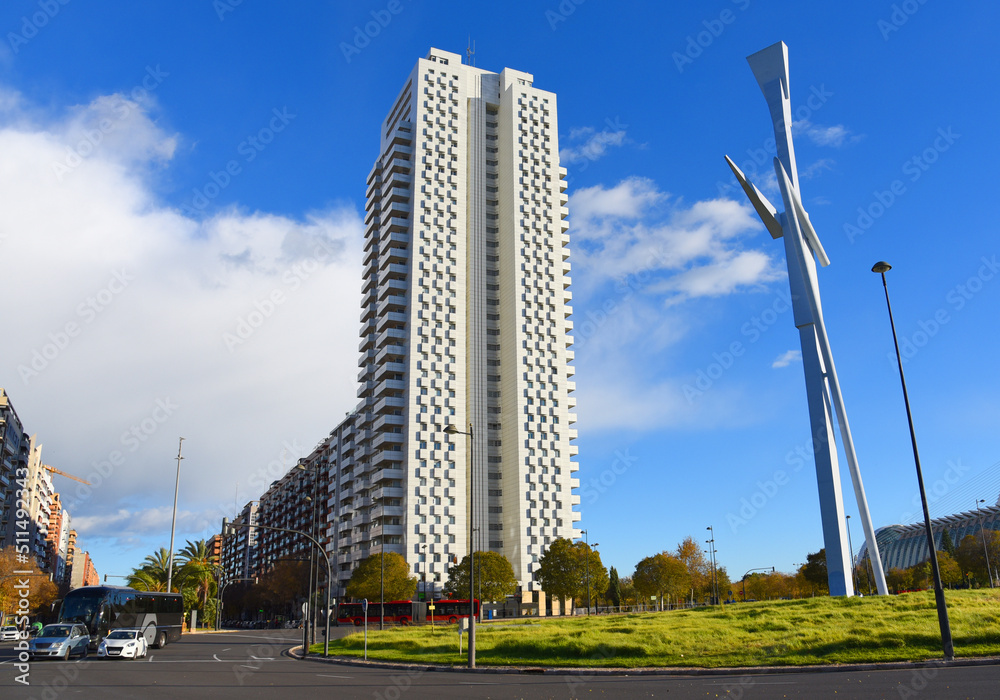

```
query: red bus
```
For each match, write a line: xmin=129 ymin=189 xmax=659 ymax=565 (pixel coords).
xmin=429 ymin=599 xmax=479 ymax=624
xmin=336 ymin=599 xmax=480 ymax=626
xmin=337 ymin=601 xmax=417 ymax=626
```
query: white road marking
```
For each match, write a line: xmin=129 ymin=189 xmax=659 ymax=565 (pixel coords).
xmin=249 ymin=655 xmax=274 ymax=660
xmin=222 ymin=648 xmax=231 ymax=651
xmin=240 ymin=664 xmax=258 ymax=670
xmin=317 ymin=674 xmax=353 ymax=679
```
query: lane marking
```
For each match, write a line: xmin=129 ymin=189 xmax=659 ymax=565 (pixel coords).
xmin=222 ymin=648 xmax=231 ymax=651
xmin=317 ymin=674 xmax=353 ymax=679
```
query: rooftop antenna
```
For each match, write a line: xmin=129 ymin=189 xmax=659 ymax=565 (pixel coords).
xmin=467 ymin=36 xmax=475 ymax=66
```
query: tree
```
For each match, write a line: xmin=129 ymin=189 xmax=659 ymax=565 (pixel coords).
xmin=607 ymin=566 xmax=622 ymax=607
xmin=444 ymin=551 xmax=517 ymax=602
xmin=0 ymin=546 xmax=59 ymax=618
xmin=178 ymin=539 xmax=216 ymax=611
xmin=715 ymin=566 xmax=733 ymax=602
xmin=940 ymin=529 xmax=956 ymax=557
xmin=632 ymin=552 xmax=689 ymax=609
xmin=675 ymin=537 xmax=711 ymax=599
xmin=885 ymin=567 xmax=913 ymax=593
xmin=618 ymin=575 xmax=636 ymax=607
xmin=346 ymin=552 xmax=416 ymax=602
xmin=800 ymin=549 xmax=829 ymax=591
xmin=535 ymin=538 xmax=581 ymax=611
xmin=936 ymin=551 xmax=963 ymax=587
xmin=956 ymin=531 xmax=1000 ymax=585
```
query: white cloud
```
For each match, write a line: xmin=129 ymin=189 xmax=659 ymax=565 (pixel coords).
xmin=0 ymin=87 xmax=363 ymax=552
xmin=771 ymin=350 xmax=802 ymax=368
xmin=560 ymin=126 xmax=627 ymax=164
xmin=569 ymin=179 xmax=783 ymax=303
xmin=793 ymin=120 xmax=862 ymax=148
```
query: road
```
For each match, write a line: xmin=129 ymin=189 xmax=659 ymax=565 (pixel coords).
xmin=1 ymin=628 xmax=998 ymax=698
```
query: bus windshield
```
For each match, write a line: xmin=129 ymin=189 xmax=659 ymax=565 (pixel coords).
xmin=59 ymin=592 xmax=103 ymax=629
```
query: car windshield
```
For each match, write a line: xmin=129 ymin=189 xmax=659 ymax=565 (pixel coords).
xmin=107 ymin=630 xmax=138 ymax=640
xmin=41 ymin=625 xmax=72 ymax=637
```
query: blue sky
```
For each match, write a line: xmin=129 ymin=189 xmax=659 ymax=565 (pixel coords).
xmin=1 ymin=1 xmax=998 ymax=591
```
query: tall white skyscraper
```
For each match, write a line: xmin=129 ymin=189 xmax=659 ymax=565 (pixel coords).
xmin=334 ymin=47 xmax=580 ymax=598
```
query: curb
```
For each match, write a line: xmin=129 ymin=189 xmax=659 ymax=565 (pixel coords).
xmin=293 ymin=652 xmax=1000 ymax=677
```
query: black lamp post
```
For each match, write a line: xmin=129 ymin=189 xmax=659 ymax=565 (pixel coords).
xmin=706 ymin=526 xmax=718 ymax=605
xmin=445 ymin=422 xmax=475 ymax=668
xmin=872 ymin=261 xmax=954 ymax=660
xmin=580 ymin=530 xmax=598 ymax=615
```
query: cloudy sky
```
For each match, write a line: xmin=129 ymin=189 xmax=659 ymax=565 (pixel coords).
xmin=1 ymin=1 xmax=998 ymax=586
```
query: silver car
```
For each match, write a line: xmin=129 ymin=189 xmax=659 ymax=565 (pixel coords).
xmin=28 ymin=623 xmax=90 ymax=660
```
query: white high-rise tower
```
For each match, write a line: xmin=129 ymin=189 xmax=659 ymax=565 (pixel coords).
xmin=350 ymin=48 xmax=580 ymax=597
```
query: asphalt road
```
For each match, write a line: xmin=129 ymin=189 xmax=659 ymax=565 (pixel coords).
xmin=2 ymin=628 xmax=998 ymax=699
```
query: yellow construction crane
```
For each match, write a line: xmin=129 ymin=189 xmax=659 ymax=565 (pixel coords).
xmin=43 ymin=464 xmax=91 ymax=486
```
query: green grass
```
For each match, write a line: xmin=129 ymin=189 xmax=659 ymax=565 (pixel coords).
xmin=309 ymin=589 xmax=1000 ymax=668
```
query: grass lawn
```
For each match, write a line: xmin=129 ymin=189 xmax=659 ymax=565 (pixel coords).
xmin=310 ymin=589 xmax=1000 ymax=668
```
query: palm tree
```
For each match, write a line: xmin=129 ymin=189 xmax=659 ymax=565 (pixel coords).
xmin=129 ymin=547 xmax=173 ymax=591
xmin=178 ymin=540 xmax=215 ymax=610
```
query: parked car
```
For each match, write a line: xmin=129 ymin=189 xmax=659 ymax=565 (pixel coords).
xmin=1 ymin=625 xmax=21 ymax=641
xmin=28 ymin=624 xmax=90 ymax=660
xmin=97 ymin=628 xmax=148 ymax=660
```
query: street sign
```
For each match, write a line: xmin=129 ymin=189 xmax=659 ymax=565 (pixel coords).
xmin=428 ymin=605 xmax=435 ymax=611
xmin=362 ymin=599 xmax=368 ymax=612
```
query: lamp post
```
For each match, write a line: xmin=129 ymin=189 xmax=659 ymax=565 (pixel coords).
xmin=580 ymin=530 xmax=598 ymax=616
xmin=975 ymin=499 xmax=995 ymax=588
xmin=741 ymin=567 xmax=774 ymax=602
xmin=224 ymin=521 xmax=332 ymax=657
xmin=166 ymin=437 xmax=184 ymax=593
xmin=420 ymin=544 xmax=427 ymax=601
xmin=444 ymin=422 xmax=475 ymax=668
xmin=296 ymin=462 xmax=321 ymax=644
xmin=706 ymin=526 xmax=718 ymax=605
xmin=380 ymin=534 xmax=385 ymax=631
xmin=846 ymin=515 xmax=858 ymax=595
xmin=872 ymin=261 xmax=954 ymax=660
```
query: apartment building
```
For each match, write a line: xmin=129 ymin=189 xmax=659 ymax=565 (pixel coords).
xmin=222 ymin=500 xmax=260 ymax=581
xmin=0 ymin=388 xmax=31 ymax=550
xmin=334 ymin=47 xmax=580 ymax=595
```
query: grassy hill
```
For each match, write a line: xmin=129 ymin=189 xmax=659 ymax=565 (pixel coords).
xmin=312 ymin=589 xmax=1000 ymax=667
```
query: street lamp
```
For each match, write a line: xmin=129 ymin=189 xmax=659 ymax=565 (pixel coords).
xmin=297 ymin=462 xmax=322 ymax=644
xmin=580 ymin=530 xmax=598 ymax=616
xmin=224 ymin=520 xmax=332 ymax=657
xmin=975 ymin=499 xmax=995 ymax=588
xmin=706 ymin=526 xmax=719 ymax=605
xmin=872 ymin=261 xmax=954 ymax=660
xmin=444 ymin=422 xmax=475 ymax=669
xmin=846 ymin=515 xmax=858 ymax=595
xmin=741 ymin=567 xmax=774 ymax=602
xmin=166 ymin=437 xmax=184 ymax=593
xmin=420 ymin=544 xmax=428 ymax=601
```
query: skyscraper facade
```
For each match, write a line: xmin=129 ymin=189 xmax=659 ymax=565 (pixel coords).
xmin=329 ymin=47 xmax=580 ymax=596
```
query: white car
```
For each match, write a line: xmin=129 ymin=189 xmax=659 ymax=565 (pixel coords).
xmin=97 ymin=629 xmax=148 ymax=660
xmin=1 ymin=625 xmax=21 ymax=641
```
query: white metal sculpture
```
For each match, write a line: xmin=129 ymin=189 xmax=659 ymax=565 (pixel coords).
xmin=726 ymin=41 xmax=888 ymax=596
